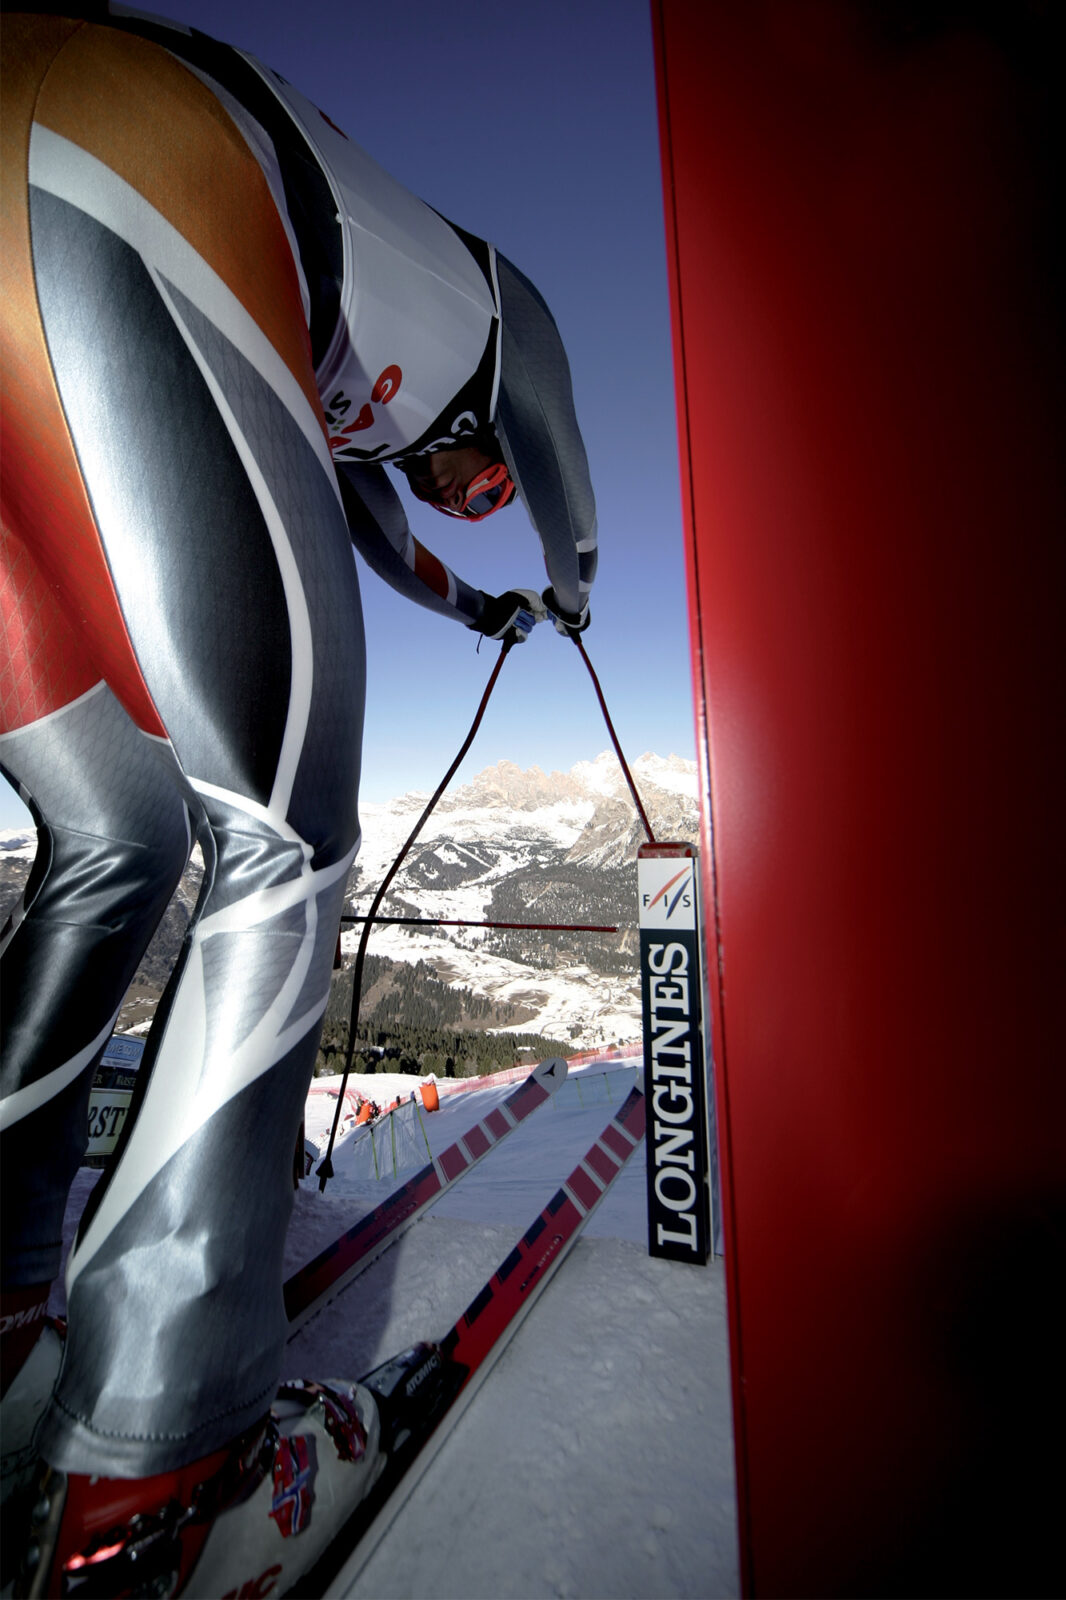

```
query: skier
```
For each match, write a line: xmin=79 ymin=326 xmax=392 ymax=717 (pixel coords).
xmin=0 ymin=7 xmax=596 ymax=1594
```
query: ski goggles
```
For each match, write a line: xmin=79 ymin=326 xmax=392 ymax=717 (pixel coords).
xmin=411 ymin=460 xmax=517 ymax=521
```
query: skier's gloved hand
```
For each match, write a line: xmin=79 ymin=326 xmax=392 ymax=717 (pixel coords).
xmin=476 ymin=588 xmax=546 ymax=645
xmin=542 ymin=587 xmax=591 ymax=638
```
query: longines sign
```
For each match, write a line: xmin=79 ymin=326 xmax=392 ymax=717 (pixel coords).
xmin=638 ymin=843 xmax=711 ymax=1264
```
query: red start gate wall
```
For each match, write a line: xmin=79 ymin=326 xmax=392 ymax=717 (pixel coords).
xmin=651 ymin=4 xmax=1064 ymax=1595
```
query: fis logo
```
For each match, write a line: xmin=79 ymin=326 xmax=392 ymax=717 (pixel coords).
xmin=643 ymin=867 xmax=692 ymax=920
xmin=638 ymin=859 xmax=696 ymax=930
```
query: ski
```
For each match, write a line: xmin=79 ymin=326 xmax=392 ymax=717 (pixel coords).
xmin=285 ymin=1056 xmax=569 ymax=1334
xmin=298 ymin=1084 xmax=647 ymax=1598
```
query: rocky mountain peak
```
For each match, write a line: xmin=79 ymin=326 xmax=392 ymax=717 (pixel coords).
xmin=443 ymin=758 xmax=589 ymax=813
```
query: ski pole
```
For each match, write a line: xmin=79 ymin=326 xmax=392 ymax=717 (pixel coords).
xmin=318 ymin=640 xmax=516 ymax=1189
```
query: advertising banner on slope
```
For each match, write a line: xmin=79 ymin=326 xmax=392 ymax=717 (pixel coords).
xmin=86 ymin=1033 xmax=145 ymax=1167
xmin=638 ymin=844 xmax=712 ymax=1263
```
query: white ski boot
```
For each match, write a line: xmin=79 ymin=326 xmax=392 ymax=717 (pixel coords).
xmin=18 ymin=1376 xmax=385 ymax=1599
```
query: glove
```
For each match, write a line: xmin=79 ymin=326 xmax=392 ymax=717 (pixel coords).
xmin=541 ymin=587 xmax=591 ymax=638
xmin=476 ymin=588 xmax=547 ymax=645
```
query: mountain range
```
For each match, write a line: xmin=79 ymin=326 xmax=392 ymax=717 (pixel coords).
xmin=0 ymin=752 xmax=701 ymax=1049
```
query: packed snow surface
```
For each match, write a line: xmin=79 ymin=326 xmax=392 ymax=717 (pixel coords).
xmin=55 ymin=1060 xmax=737 ymax=1598
xmin=294 ymin=1061 xmax=738 ymax=1598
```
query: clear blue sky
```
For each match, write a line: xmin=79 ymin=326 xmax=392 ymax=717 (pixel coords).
xmin=2 ymin=0 xmax=695 ymax=826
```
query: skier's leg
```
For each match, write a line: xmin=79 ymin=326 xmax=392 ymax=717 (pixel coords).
xmin=2 ymin=15 xmax=366 ymax=1487
xmin=0 ymin=548 xmax=193 ymax=1547
xmin=1 ymin=529 xmax=192 ymax=1359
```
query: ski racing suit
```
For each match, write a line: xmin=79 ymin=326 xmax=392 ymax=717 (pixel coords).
xmin=0 ymin=6 xmax=597 ymax=1477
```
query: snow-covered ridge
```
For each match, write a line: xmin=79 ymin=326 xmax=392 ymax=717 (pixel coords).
xmin=357 ymin=750 xmax=697 ymax=862
xmin=0 ymin=829 xmax=37 ymax=860
xmin=347 ymin=751 xmax=700 ymax=1050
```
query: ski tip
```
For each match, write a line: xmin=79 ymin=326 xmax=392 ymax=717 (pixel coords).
xmin=533 ymin=1056 xmax=568 ymax=1091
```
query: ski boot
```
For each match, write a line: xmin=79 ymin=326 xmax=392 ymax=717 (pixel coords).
xmin=16 ymin=1377 xmax=384 ymax=1598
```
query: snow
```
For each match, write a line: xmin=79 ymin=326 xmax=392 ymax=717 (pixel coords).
xmin=338 ymin=751 xmax=699 ymax=1054
xmin=0 ymin=828 xmax=37 ymax=860
xmin=52 ymin=1060 xmax=738 ymax=1598
xmin=353 ymin=750 xmax=697 ymax=887
xmin=570 ymin=751 xmax=700 ymax=804
xmin=338 ymin=922 xmax=642 ymax=1051
xmin=289 ymin=1061 xmax=738 ymax=1597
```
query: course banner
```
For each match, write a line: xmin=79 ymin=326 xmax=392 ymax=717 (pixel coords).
xmin=638 ymin=843 xmax=711 ymax=1264
xmin=86 ymin=1034 xmax=145 ymax=1166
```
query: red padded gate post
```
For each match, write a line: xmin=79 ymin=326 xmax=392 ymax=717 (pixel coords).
xmin=651 ymin=3 xmax=1065 ymax=1593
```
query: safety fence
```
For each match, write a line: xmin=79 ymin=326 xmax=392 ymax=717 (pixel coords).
xmin=304 ymin=1052 xmax=643 ymax=1183
xmin=434 ymin=1042 xmax=641 ymax=1098
xmin=562 ymin=1043 xmax=642 ymax=1070
xmin=329 ymin=1093 xmax=434 ymax=1182
xmin=436 ymin=1060 xmax=643 ymax=1111
xmin=552 ymin=1062 xmax=643 ymax=1108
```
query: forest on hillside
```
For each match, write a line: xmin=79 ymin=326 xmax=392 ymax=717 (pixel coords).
xmin=485 ymin=863 xmax=640 ymax=974
xmin=315 ymin=954 xmax=572 ymax=1078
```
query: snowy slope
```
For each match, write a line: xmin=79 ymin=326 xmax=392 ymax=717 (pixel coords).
xmin=53 ymin=1060 xmax=738 ymax=1599
xmin=288 ymin=1061 xmax=739 ymax=1599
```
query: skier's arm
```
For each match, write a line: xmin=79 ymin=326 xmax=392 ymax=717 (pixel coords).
xmin=336 ymin=462 xmax=487 ymax=627
xmin=492 ymin=254 xmax=598 ymax=628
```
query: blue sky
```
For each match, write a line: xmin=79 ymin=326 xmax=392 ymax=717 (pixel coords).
xmin=2 ymin=0 xmax=694 ymax=825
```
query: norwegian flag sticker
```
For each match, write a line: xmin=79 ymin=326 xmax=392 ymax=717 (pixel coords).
xmin=270 ymin=1433 xmax=318 ymax=1537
